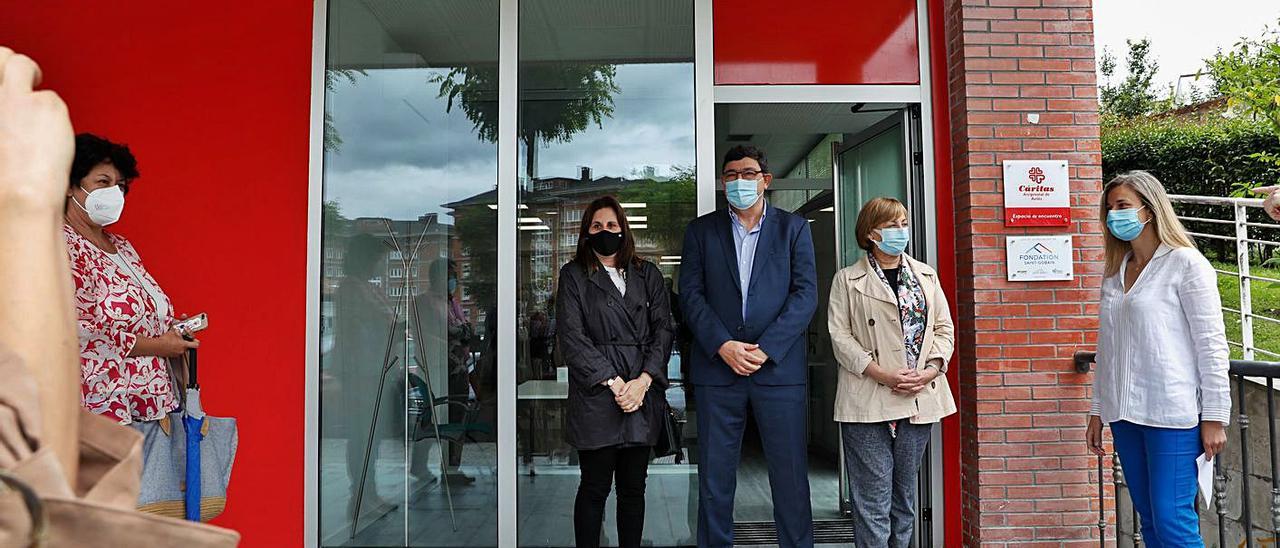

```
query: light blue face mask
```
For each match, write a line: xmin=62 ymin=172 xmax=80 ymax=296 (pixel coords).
xmin=725 ymin=179 xmax=761 ymax=210
xmin=875 ymin=226 xmax=910 ymax=256
xmin=1106 ymin=206 xmax=1147 ymax=242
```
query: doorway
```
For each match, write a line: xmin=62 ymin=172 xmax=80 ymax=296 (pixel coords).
xmin=713 ymin=102 xmax=936 ymax=547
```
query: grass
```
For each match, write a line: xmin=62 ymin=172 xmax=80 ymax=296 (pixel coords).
xmin=1211 ymin=260 xmax=1280 ymax=361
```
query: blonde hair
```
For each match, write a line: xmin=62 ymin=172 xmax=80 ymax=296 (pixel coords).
xmin=1100 ymin=170 xmax=1196 ymax=277
xmin=855 ymin=197 xmax=909 ymax=251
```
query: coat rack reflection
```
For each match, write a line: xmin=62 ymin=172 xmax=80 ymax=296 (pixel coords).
xmin=350 ymin=218 xmax=460 ymax=538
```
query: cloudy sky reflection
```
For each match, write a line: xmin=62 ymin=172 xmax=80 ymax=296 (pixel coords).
xmin=323 ymin=63 xmax=694 ymax=220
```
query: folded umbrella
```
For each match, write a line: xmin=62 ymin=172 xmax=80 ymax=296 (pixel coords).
xmin=183 ymin=347 xmax=204 ymax=522
xmin=134 ymin=346 xmax=237 ymax=522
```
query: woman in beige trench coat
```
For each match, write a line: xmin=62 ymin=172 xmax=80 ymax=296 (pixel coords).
xmin=827 ymin=197 xmax=956 ymax=548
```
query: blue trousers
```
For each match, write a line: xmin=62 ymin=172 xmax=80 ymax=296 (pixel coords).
xmin=1110 ymin=421 xmax=1204 ymax=547
xmin=695 ymin=381 xmax=813 ymax=548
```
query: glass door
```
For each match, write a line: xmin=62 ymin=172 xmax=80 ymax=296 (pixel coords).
xmin=318 ymin=2 xmax=501 ymax=546
xmin=832 ymin=107 xmax=935 ymax=548
xmin=514 ymin=1 xmax=698 ymax=546
xmin=834 ymin=113 xmax=908 ymax=267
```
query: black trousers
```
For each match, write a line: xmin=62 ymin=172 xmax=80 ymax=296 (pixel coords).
xmin=574 ymin=445 xmax=651 ymax=548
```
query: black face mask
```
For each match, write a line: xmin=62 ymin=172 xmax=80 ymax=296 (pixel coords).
xmin=588 ymin=229 xmax=624 ymax=257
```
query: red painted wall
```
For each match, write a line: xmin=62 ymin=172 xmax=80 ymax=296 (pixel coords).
xmin=927 ymin=0 xmax=963 ymax=545
xmin=0 ymin=3 xmax=314 ymax=546
xmin=712 ymin=0 xmax=920 ymax=85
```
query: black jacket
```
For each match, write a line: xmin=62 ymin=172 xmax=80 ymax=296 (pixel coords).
xmin=556 ymin=259 xmax=674 ymax=450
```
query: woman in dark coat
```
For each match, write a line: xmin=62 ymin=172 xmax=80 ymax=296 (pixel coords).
xmin=556 ymin=195 xmax=674 ymax=548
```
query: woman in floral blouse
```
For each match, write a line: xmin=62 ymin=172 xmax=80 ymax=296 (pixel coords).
xmin=63 ymin=133 xmax=198 ymax=426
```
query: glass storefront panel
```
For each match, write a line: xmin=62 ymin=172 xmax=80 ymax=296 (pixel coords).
xmin=315 ymin=3 xmax=938 ymax=545
xmin=515 ymin=1 xmax=697 ymax=546
xmin=319 ymin=2 xmax=499 ymax=546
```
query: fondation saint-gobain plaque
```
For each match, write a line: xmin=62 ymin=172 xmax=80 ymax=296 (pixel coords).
xmin=1003 ymin=159 xmax=1070 ymax=227
xmin=1006 ymin=235 xmax=1073 ymax=282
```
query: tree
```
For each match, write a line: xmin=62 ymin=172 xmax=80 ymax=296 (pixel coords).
xmin=431 ymin=63 xmax=621 ymax=182
xmin=433 ymin=63 xmax=621 ymax=324
xmin=451 ymin=203 xmax=498 ymax=312
xmin=1207 ymin=20 xmax=1280 ymax=177
xmin=324 ymin=69 xmax=365 ymax=152
xmin=618 ymin=165 xmax=696 ymax=254
xmin=323 ymin=199 xmax=350 ymax=232
xmin=1100 ymin=39 xmax=1163 ymax=120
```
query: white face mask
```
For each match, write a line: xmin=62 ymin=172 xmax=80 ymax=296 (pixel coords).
xmin=73 ymin=185 xmax=126 ymax=227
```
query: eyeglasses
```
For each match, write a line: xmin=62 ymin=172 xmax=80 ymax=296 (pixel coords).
xmin=722 ymin=169 xmax=763 ymax=181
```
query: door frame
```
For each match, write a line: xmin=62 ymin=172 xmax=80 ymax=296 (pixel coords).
xmin=304 ymin=2 xmax=326 ymax=545
xmin=826 ymin=107 xmax=938 ymax=546
xmin=693 ymin=1 xmax=944 ymax=544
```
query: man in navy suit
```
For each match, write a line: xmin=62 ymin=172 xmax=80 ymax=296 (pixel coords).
xmin=679 ymin=145 xmax=818 ymax=548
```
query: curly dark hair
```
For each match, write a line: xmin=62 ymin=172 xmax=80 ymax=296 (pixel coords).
xmin=721 ymin=144 xmax=770 ymax=174
xmin=70 ymin=133 xmax=139 ymax=192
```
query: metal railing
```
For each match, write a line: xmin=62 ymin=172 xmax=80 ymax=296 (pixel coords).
xmin=1170 ymin=194 xmax=1280 ymax=361
xmin=1075 ymin=351 xmax=1280 ymax=547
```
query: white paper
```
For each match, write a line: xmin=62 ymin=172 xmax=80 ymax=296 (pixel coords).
xmin=1196 ymin=453 xmax=1214 ymax=508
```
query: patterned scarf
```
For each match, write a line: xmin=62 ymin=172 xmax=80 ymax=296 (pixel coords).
xmin=870 ymin=255 xmax=928 ymax=370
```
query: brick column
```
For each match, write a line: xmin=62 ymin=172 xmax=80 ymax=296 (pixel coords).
xmin=942 ymin=1 xmax=1109 ymax=545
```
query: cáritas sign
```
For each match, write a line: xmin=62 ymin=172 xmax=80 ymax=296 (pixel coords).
xmin=1003 ymin=160 xmax=1070 ymax=227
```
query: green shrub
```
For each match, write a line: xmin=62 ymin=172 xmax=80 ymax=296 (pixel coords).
xmin=1103 ymin=117 xmax=1280 ymax=263
xmin=1102 ymin=117 xmax=1280 ymax=195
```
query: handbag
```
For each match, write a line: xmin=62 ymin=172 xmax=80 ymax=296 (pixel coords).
xmin=134 ymin=349 xmax=238 ymax=522
xmin=133 ymin=412 xmax=238 ymax=521
xmin=652 ymin=400 xmax=682 ymax=459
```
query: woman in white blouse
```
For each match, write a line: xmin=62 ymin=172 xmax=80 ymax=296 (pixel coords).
xmin=1086 ymin=170 xmax=1230 ymax=547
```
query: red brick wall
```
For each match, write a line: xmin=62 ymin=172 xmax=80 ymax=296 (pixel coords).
xmin=942 ymin=0 xmax=1110 ymax=545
